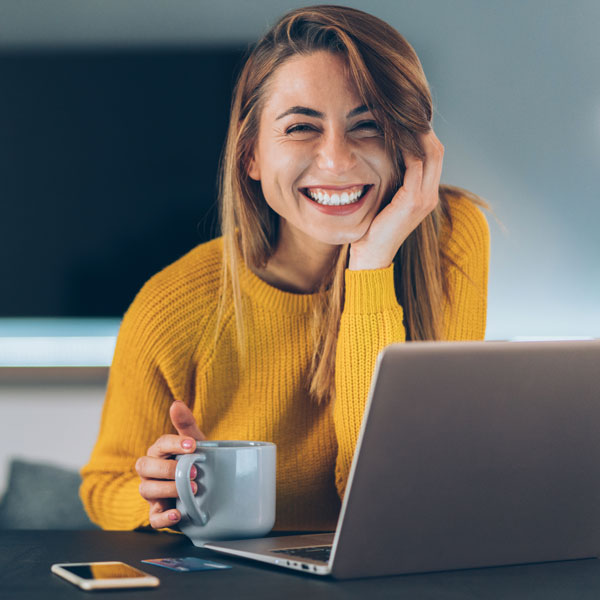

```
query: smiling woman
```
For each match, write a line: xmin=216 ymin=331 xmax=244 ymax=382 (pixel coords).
xmin=247 ymin=52 xmax=394 ymax=249
xmin=80 ymin=5 xmax=489 ymax=534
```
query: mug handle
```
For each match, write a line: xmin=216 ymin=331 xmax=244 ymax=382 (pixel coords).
xmin=175 ymin=453 xmax=210 ymax=526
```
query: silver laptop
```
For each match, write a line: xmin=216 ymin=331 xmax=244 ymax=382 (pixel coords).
xmin=205 ymin=340 xmax=600 ymax=579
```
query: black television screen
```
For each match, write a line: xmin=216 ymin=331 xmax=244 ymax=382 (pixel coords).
xmin=0 ymin=47 xmax=245 ymax=317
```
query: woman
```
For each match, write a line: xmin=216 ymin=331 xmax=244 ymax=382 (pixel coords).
xmin=80 ymin=5 xmax=489 ymax=533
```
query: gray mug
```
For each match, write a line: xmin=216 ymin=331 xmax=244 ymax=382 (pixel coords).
xmin=175 ymin=441 xmax=276 ymax=547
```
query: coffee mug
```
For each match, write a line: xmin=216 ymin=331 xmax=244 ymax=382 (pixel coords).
xmin=175 ymin=441 xmax=276 ymax=547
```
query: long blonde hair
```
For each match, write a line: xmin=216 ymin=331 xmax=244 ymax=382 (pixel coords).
xmin=217 ymin=5 xmax=484 ymax=404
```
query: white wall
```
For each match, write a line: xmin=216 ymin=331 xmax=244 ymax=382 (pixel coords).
xmin=0 ymin=380 xmax=105 ymax=497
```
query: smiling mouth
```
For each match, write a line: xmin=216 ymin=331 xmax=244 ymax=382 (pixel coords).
xmin=300 ymin=184 xmax=373 ymax=206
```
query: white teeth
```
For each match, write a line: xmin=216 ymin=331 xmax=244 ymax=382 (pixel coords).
xmin=306 ymin=186 xmax=367 ymax=206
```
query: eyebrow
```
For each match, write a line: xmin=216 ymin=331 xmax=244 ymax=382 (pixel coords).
xmin=275 ymin=104 xmax=370 ymax=120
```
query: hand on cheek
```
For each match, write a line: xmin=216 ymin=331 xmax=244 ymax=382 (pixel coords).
xmin=348 ymin=130 xmax=444 ymax=271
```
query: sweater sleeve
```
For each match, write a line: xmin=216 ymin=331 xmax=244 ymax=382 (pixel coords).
xmin=332 ymin=199 xmax=490 ymax=500
xmin=79 ymin=287 xmax=178 ymax=530
xmin=333 ymin=265 xmax=405 ymax=499
xmin=442 ymin=199 xmax=490 ymax=341
xmin=78 ymin=243 xmax=222 ymax=530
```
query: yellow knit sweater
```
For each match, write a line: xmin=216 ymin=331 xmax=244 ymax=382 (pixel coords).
xmin=80 ymin=195 xmax=489 ymax=532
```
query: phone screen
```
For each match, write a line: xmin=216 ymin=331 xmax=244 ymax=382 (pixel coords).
xmin=60 ymin=563 xmax=147 ymax=580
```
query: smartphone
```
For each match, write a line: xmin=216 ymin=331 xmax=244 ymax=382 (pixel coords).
xmin=51 ymin=561 xmax=160 ymax=591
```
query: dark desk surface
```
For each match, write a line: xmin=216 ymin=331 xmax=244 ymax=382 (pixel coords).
xmin=2 ymin=530 xmax=600 ymax=599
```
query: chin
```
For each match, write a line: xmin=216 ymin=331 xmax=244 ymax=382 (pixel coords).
xmin=308 ymin=225 xmax=370 ymax=247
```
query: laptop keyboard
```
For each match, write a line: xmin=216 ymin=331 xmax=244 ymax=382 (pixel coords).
xmin=272 ymin=545 xmax=332 ymax=562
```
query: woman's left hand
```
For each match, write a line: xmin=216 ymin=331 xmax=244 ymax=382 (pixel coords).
xmin=348 ymin=129 xmax=444 ymax=270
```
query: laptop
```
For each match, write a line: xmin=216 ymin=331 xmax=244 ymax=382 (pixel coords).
xmin=205 ymin=340 xmax=600 ymax=579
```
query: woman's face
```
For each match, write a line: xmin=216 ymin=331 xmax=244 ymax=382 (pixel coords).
xmin=248 ymin=51 xmax=395 ymax=247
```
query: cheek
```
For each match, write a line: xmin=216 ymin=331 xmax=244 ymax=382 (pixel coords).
xmin=354 ymin=140 xmax=394 ymax=190
xmin=259 ymin=147 xmax=310 ymax=208
xmin=366 ymin=143 xmax=395 ymax=184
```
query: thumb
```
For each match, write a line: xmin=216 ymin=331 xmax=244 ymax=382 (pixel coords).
xmin=170 ymin=400 xmax=206 ymax=441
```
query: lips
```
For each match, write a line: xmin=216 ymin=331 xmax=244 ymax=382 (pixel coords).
xmin=300 ymin=184 xmax=373 ymax=206
xmin=299 ymin=184 xmax=374 ymax=215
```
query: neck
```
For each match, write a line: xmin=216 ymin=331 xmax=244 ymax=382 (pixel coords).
xmin=252 ymin=221 xmax=339 ymax=294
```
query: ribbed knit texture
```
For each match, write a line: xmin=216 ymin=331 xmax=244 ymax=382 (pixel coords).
xmin=80 ymin=195 xmax=489 ymax=532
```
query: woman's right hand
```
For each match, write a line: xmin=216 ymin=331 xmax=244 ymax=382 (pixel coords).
xmin=135 ymin=400 xmax=207 ymax=529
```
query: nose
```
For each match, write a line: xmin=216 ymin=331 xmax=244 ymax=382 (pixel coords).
xmin=315 ymin=127 xmax=357 ymax=175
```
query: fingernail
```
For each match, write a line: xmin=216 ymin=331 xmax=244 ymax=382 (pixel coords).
xmin=169 ymin=512 xmax=179 ymax=522
xmin=191 ymin=482 xmax=198 ymax=494
xmin=190 ymin=466 xmax=197 ymax=479
xmin=181 ymin=439 xmax=194 ymax=450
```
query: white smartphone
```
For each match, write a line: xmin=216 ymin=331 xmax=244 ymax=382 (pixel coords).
xmin=51 ymin=561 xmax=160 ymax=591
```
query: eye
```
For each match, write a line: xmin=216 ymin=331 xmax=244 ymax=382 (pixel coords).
xmin=285 ymin=124 xmax=318 ymax=135
xmin=352 ymin=120 xmax=382 ymax=135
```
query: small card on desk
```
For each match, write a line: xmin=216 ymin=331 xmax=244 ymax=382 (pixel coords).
xmin=142 ymin=557 xmax=232 ymax=572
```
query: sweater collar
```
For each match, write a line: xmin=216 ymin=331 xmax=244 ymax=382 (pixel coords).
xmin=238 ymin=255 xmax=318 ymax=315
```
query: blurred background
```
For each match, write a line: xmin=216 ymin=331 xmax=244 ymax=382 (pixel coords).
xmin=0 ymin=0 xmax=598 ymax=526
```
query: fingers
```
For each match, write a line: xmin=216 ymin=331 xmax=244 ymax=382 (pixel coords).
xmin=146 ymin=433 xmax=198 ymax=459
xmin=149 ymin=500 xmax=181 ymax=530
xmin=400 ymin=152 xmax=424 ymax=198
xmin=135 ymin=455 xmax=198 ymax=481
xmin=170 ymin=400 xmax=207 ymax=441
xmin=139 ymin=477 xmax=198 ymax=501
xmin=140 ymin=403 xmax=207 ymax=531
xmin=398 ymin=129 xmax=443 ymax=212
xmin=136 ymin=455 xmax=198 ymax=501
xmin=420 ymin=130 xmax=444 ymax=194
xmin=137 ymin=455 xmax=198 ymax=530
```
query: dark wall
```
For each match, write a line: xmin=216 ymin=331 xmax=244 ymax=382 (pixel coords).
xmin=0 ymin=47 xmax=246 ymax=317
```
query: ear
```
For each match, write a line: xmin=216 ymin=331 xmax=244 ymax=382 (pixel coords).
xmin=247 ymin=151 xmax=260 ymax=181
